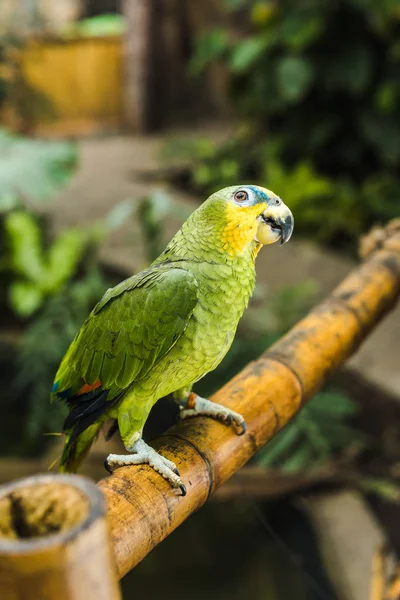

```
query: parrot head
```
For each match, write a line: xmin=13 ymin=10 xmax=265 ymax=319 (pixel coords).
xmin=204 ymin=185 xmax=294 ymax=255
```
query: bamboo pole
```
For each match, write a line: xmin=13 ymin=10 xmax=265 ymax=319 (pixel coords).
xmin=97 ymin=221 xmax=400 ymax=578
xmin=0 ymin=474 xmax=121 ymax=600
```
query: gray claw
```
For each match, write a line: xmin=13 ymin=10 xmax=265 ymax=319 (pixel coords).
xmin=235 ymin=420 xmax=247 ymax=435
xmin=224 ymin=414 xmax=233 ymax=426
xmin=104 ymin=458 xmax=113 ymax=474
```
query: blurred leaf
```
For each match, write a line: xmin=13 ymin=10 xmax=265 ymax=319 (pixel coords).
xmin=62 ymin=14 xmax=125 ymax=38
xmin=9 ymin=281 xmax=43 ymax=317
xmin=190 ymin=29 xmax=231 ymax=75
xmin=270 ymin=281 xmax=320 ymax=330
xmin=251 ymin=2 xmax=276 ymax=26
xmin=276 ymin=56 xmax=314 ymax=102
xmin=319 ymin=421 xmax=368 ymax=448
xmin=0 ymin=129 xmax=76 ymax=207
xmin=0 ymin=192 xmax=19 ymax=213
xmin=219 ymin=159 xmax=240 ymax=180
xmin=4 ymin=210 xmax=93 ymax=316
xmin=360 ymin=478 xmax=400 ymax=502
xmin=104 ymin=199 xmax=135 ymax=231
xmin=230 ymin=35 xmax=273 ymax=73
xmin=307 ymin=392 xmax=360 ymax=417
xmin=360 ymin=111 xmax=400 ymax=165
xmin=258 ymin=423 xmax=301 ymax=467
xmin=362 ymin=173 xmax=400 ymax=221
xmin=44 ymin=229 xmax=88 ymax=293
xmin=324 ymin=45 xmax=373 ymax=95
xmin=281 ymin=443 xmax=315 ymax=473
xmin=255 ymin=388 xmax=364 ymax=473
xmin=4 ymin=211 xmax=45 ymax=282
xmin=375 ymin=82 xmax=397 ymax=113
xmin=222 ymin=0 xmax=249 ymax=12
xmin=280 ymin=12 xmax=323 ymax=51
xmin=137 ymin=191 xmax=176 ymax=261
xmin=16 ymin=270 xmax=109 ymax=441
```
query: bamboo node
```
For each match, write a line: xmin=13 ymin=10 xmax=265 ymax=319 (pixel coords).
xmin=359 ymin=218 xmax=400 ymax=260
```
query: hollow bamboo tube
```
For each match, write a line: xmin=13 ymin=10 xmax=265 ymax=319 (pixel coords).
xmin=98 ymin=225 xmax=400 ymax=578
xmin=0 ymin=474 xmax=121 ymax=600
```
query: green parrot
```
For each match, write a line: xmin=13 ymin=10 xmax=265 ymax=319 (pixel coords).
xmin=52 ymin=185 xmax=294 ymax=494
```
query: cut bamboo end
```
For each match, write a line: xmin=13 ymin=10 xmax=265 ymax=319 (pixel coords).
xmin=0 ymin=474 xmax=120 ymax=600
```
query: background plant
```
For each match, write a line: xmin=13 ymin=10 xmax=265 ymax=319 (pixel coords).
xmin=181 ymin=0 xmax=400 ymax=253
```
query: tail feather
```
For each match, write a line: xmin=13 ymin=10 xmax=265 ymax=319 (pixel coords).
xmin=56 ymin=384 xmax=124 ymax=473
xmin=59 ymin=422 xmax=102 ymax=473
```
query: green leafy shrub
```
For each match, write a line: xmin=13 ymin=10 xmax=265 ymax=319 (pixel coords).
xmin=0 ymin=128 xmax=77 ymax=212
xmin=0 ymin=128 xmax=78 ymax=314
xmin=4 ymin=211 xmax=90 ymax=316
xmin=185 ymin=0 xmax=400 ymax=252
xmin=256 ymin=390 xmax=366 ymax=472
xmin=14 ymin=268 xmax=109 ymax=445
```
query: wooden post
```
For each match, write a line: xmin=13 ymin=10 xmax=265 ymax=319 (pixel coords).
xmin=0 ymin=474 xmax=121 ymax=600
xmin=97 ymin=221 xmax=400 ymax=578
xmin=122 ymin=0 xmax=153 ymax=132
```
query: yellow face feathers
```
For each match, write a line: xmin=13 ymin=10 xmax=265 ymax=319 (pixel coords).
xmin=211 ymin=185 xmax=294 ymax=256
xmin=221 ymin=202 xmax=264 ymax=255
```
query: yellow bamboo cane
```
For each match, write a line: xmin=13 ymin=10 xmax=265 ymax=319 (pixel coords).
xmin=98 ymin=221 xmax=400 ymax=578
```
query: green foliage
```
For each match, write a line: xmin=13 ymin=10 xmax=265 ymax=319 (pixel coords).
xmin=256 ymin=391 xmax=367 ymax=473
xmin=0 ymin=128 xmax=82 ymax=316
xmin=4 ymin=211 xmax=90 ymax=317
xmin=15 ymin=268 xmax=109 ymax=443
xmin=62 ymin=14 xmax=126 ymax=38
xmin=0 ymin=129 xmax=77 ymax=212
xmin=137 ymin=190 xmax=186 ymax=262
xmin=190 ymin=29 xmax=231 ymax=76
xmin=187 ymin=0 xmax=400 ymax=252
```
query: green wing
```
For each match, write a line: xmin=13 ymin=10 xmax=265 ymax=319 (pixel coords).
xmin=53 ymin=266 xmax=199 ymax=399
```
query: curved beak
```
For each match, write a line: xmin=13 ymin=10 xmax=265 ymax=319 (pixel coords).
xmin=260 ymin=202 xmax=294 ymax=245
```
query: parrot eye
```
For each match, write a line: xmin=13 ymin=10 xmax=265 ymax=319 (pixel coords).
xmin=272 ymin=197 xmax=281 ymax=206
xmin=234 ymin=190 xmax=248 ymax=203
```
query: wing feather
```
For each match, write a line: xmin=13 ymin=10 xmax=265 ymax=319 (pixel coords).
xmin=53 ymin=266 xmax=198 ymax=402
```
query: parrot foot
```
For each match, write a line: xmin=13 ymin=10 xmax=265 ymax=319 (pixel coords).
xmin=105 ymin=439 xmax=186 ymax=496
xmin=179 ymin=394 xmax=247 ymax=435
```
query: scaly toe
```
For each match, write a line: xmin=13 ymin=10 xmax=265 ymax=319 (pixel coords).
xmin=104 ymin=446 xmax=185 ymax=494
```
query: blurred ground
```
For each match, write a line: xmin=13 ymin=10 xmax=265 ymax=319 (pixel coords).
xmin=51 ymin=131 xmax=400 ymax=400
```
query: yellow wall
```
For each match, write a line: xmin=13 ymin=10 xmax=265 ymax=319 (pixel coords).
xmin=18 ymin=36 xmax=123 ymax=136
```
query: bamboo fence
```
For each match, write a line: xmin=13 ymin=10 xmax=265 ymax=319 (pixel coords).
xmin=0 ymin=220 xmax=399 ymax=598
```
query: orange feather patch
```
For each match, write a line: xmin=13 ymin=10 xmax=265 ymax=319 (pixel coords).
xmin=78 ymin=379 xmax=102 ymax=395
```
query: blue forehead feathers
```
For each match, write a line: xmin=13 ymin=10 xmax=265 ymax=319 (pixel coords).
xmin=247 ymin=185 xmax=270 ymax=204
